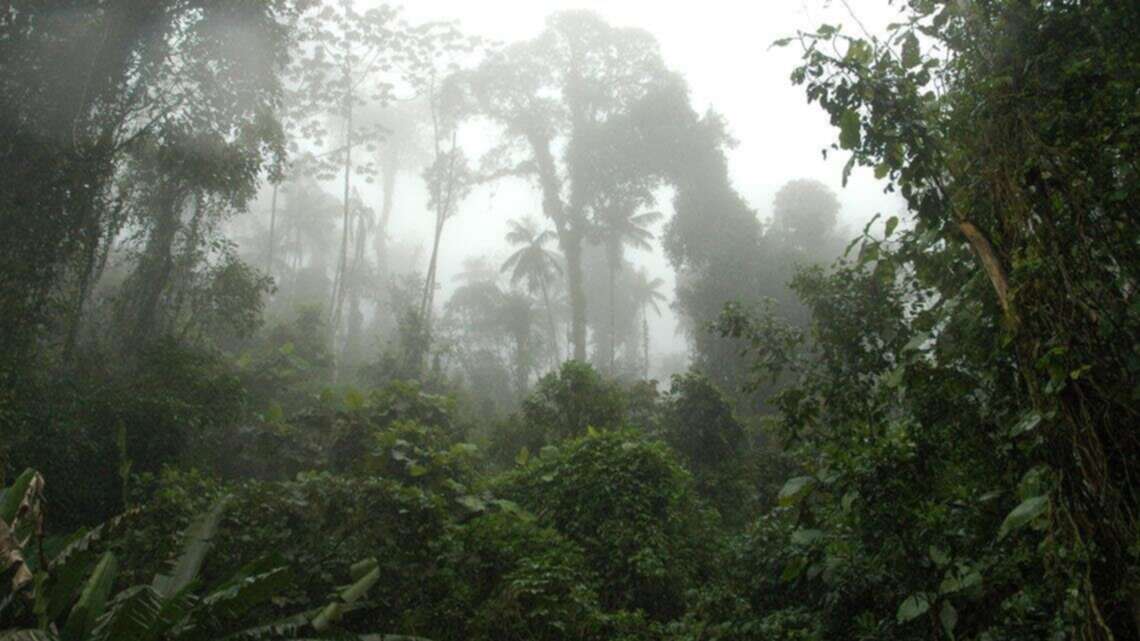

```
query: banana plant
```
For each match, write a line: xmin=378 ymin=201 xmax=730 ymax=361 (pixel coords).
xmin=0 ymin=470 xmax=401 ymax=641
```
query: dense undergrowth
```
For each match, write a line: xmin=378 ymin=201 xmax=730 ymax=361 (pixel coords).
xmin=3 ymin=1 xmax=1139 ymax=640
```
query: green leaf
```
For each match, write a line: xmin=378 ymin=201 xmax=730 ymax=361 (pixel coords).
xmin=791 ymin=529 xmax=823 ymax=545
xmin=939 ymin=566 xmax=982 ymax=594
xmin=515 ymin=446 xmax=530 ymax=466
xmin=928 ymin=545 xmax=949 ymax=566
xmin=1 ymin=631 xmax=59 ymax=641
xmin=457 ymin=495 xmax=486 ymax=512
xmin=1009 ymin=411 xmax=1042 ymax=437
xmin=312 ymin=562 xmax=381 ymax=632
xmin=839 ymin=110 xmax=861 ymax=150
xmin=884 ymin=216 xmax=899 ymax=237
xmin=903 ymin=331 xmax=930 ymax=352
xmin=897 ymin=593 xmax=930 ymax=623
xmin=998 ymin=495 xmax=1048 ymax=539
xmin=780 ymin=557 xmax=807 ymax=583
xmin=901 ymin=32 xmax=921 ymax=68
xmin=1 ymin=469 xmax=37 ymax=523
xmin=152 ymin=498 xmax=229 ymax=599
xmin=874 ymin=163 xmax=890 ymax=179
xmin=940 ymin=601 xmax=959 ymax=637
xmin=349 ymin=558 xmax=378 ymax=582
xmin=61 ymin=552 xmax=118 ymax=641
xmin=91 ymin=585 xmax=165 ymax=641
xmin=200 ymin=563 xmax=291 ymax=624
xmin=778 ymin=476 xmax=816 ymax=507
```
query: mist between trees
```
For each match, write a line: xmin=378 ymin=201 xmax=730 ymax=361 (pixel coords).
xmin=2 ymin=2 xmax=1139 ymax=641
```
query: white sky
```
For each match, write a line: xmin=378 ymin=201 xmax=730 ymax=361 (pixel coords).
xmin=331 ymin=1 xmax=909 ymax=365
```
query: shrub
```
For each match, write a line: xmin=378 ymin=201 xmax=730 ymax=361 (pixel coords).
xmin=498 ymin=430 xmax=716 ymax=620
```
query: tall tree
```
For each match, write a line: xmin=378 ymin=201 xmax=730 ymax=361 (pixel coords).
xmin=629 ymin=268 xmax=667 ymax=378
xmin=292 ymin=0 xmax=400 ymax=375
xmin=400 ymin=22 xmax=478 ymax=327
xmin=595 ymin=204 xmax=661 ymax=374
xmin=501 ymin=217 xmax=564 ymax=369
xmin=770 ymin=178 xmax=841 ymax=254
xmin=459 ymin=11 xmax=690 ymax=362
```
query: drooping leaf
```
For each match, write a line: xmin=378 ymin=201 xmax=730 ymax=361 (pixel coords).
xmin=998 ymin=495 xmax=1048 ymax=539
xmin=940 ymin=600 xmax=959 ymax=637
xmin=61 ymin=552 xmax=118 ymax=641
xmin=152 ymin=498 xmax=229 ymax=600
xmin=0 ymin=469 xmax=38 ymax=524
xmin=311 ymin=561 xmax=381 ymax=632
xmin=90 ymin=585 xmax=164 ymax=641
xmin=201 ymin=560 xmax=291 ymax=624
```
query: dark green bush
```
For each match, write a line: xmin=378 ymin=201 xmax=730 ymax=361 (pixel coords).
xmin=497 ymin=429 xmax=716 ymax=621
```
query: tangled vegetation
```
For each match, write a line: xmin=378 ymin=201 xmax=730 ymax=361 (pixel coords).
xmin=3 ymin=1 xmax=1138 ymax=640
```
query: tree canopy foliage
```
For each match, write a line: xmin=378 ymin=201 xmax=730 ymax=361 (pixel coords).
xmin=3 ymin=2 xmax=1139 ymax=640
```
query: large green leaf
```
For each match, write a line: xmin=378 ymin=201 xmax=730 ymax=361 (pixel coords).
xmin=201 ymin=560 xmax=291 ymax=624
xmin=89 ymin=586 xmax=164 ymax=641
xmin=61 ymin=552 xmax=118 ymax=641
xmin=152 ymin=498 xmax=229 ymax=600
xmin=998 ymin=495 xmax=1048 ymax=540
xmin=0 ymin=469 xmax=38 ymax=524
xmin=311 ymin=559 xmax=380 ymax=632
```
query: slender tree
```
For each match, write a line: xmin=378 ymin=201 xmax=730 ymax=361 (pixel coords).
xmin=630 ymin=268 xmax=667 ymax=378
xmin=293 ymin=0 xmax=401 ymax=377
xmin=596 ymin=203 xmax=661 ymax=374
xmin=501 ymin=217 xmax=564 ymax=368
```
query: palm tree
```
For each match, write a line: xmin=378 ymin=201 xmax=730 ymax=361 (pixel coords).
xmin=501 ymin=217 xmax=564 ymax=369
xmin=596 ymin=205 xmax=662 ymax=374
xmin=630 ymin=268 xmax=667 ymax=378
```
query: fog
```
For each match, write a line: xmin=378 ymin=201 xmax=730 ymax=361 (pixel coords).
xmin=6 ymin=3 xmax=1137 ymax=637
xmin=251 ymin=0 xmax=906 ymax=374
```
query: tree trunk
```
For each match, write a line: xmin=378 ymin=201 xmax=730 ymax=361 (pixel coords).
xmin=541 ymin=278 xmax=560 ymax=370
xmin=330 ymin=79 xmax=351 ymax=378
xmin=608 ymin=257 xmax=616 ymax=375
xmin=266 ymin=181 xmax=279 ymax=276
xmin=375 ymin=160 xmax=396 ymax=287
xmin=343 ymin=211 xmax=368 ymax=366
xmin=563 ymin=232 xmax=587 ymax=362
xmin=130 ymin=187 xmax=186 ymax=346
xmin=420 ymin=216 xmax=445 ymax=322
xmin=643 ymin=307 xmax=650 ymax=379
